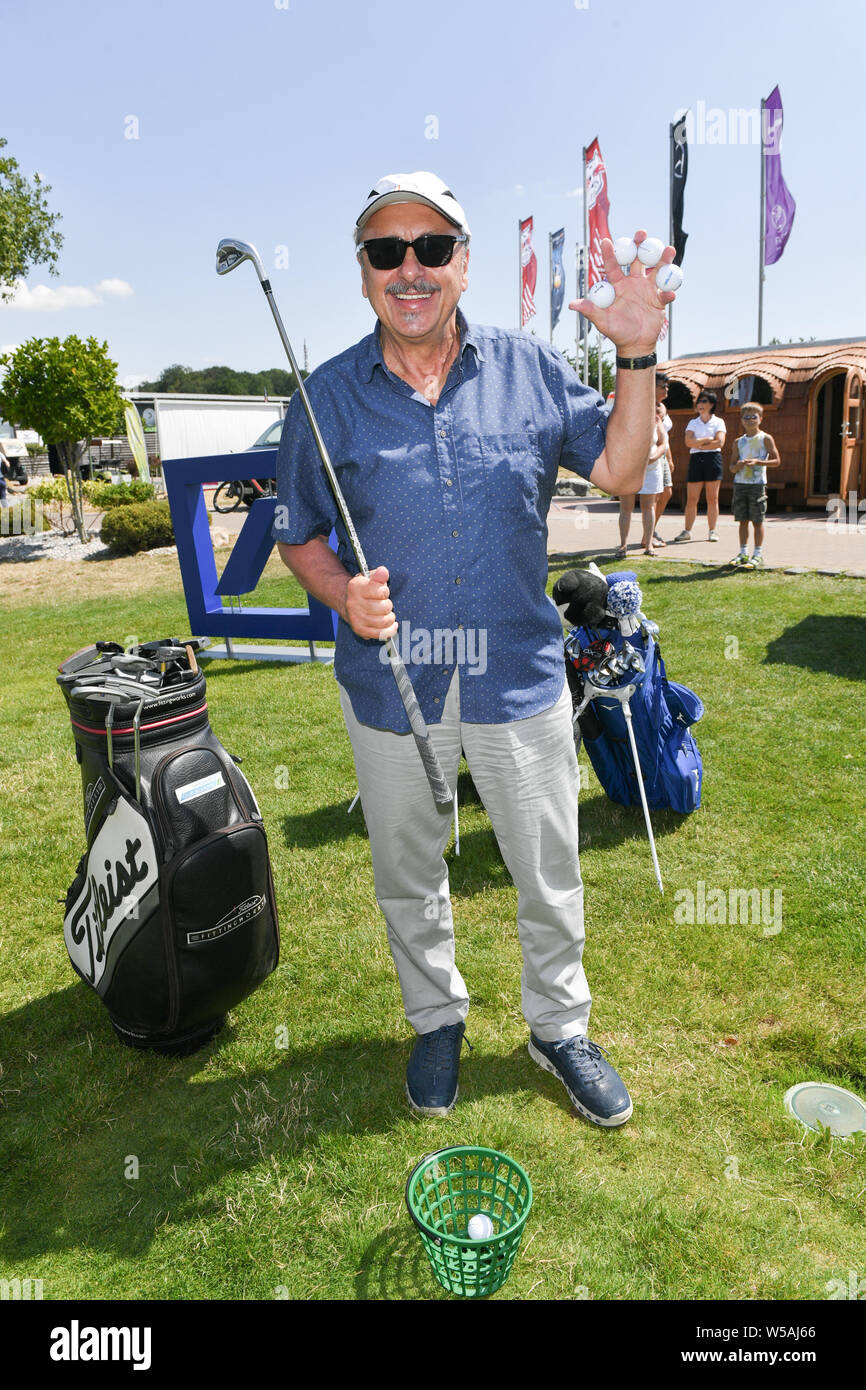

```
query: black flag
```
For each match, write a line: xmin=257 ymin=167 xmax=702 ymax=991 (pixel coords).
xmin=670 ymin=117 xmax=688 ymax=265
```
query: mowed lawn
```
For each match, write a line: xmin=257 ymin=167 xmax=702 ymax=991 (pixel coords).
xmin=0 ymin=547 xmax=864 ymax=1301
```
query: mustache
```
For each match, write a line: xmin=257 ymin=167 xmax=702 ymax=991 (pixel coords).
xmin=385 ymin=280 xmax=439 ymax=296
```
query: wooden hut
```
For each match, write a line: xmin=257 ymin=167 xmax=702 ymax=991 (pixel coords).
xmin=662 ymin=338 xmax=866 ymax=509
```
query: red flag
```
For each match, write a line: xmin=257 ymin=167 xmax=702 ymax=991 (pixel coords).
xmin=585 ymin=138 xmax=612 ymax=288
xmin=520 ymin=216 xmax=537 ymax=326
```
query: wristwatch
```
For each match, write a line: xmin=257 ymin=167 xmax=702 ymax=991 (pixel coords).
xmin=615 ymin=352 xmax=658 ymax=370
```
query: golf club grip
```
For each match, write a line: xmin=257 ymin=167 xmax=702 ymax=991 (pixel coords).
xmin=385 ymin=640 xmax=453 ymax=804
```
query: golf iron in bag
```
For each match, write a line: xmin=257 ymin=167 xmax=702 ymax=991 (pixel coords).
xmin=57 ymin=639 xmax=280 ymax=1054
xmin=552 ymin=567 xmax=704 ymax=892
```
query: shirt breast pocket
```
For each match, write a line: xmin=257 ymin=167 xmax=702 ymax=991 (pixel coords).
xmin=479 ymin=431 xmax=543 ymax=527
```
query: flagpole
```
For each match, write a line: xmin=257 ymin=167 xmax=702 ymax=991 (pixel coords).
xmin=575 ymin=243 xmax=580 ymax=373
xmin=518 ymin=220 xmax=523 ymax=332
xmin=758 ymin=97 xmax=766 ymax=346
xmin=668 ymin=122 xmax=674 ymax=362
xmin=549 ymin=232 xmax=554 ymax=345
xmin=582 ymin=146 xmax=589 ymax=385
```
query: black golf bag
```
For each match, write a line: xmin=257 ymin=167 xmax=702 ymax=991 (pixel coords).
xmin=57 ymin=639 xmax=280 ymax=1054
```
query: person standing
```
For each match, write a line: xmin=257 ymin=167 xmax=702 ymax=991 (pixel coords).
xmin=652 ymin=372 xmax=674 ymax=543
xmin=616 ymin=401 xmax=668 ymax=557
xmin=273 ymin=172 xmax=679 ymax=1127
xmin=728 ymin=401 xmax=780 ymax=568
xmin=674 ymin=390 xmax=726 ymax=542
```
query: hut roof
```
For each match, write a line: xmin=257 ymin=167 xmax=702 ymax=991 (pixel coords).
xmin=665 ymin=337 xmax=866 ymax=405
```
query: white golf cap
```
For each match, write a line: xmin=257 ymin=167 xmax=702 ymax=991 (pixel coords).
xmin=354 ymin=172 xmax=471 ymax=242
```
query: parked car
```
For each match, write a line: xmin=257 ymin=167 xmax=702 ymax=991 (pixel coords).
xmin=211 ymin=417 xmax=283 ymax=512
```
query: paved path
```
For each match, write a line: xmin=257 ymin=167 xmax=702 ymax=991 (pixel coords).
xmin=148 ymin=487 xmax=866 ymax=579
xmin=547 ymin=496 xmax=866 ymax=577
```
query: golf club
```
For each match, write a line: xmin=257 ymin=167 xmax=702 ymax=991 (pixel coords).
xmin=572 ymin=670 xmax=664 ymax=895
xmin=215 ymin=237 xmax=455 ymax=810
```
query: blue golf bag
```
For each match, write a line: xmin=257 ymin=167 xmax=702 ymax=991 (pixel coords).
xmin=553 ymin=569 xmax=704 ymax=814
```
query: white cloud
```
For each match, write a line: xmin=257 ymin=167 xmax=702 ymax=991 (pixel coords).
xmin=97 ymin=279 xmax=135 ymax=299
xmin=564 ymin=186 xmax=584 ymax=202
xmin=514 ymin=183 xmax=525 ymax=196
xmin=0 ymin=278 xmax=135 ymax=311
xmin=121 ymin=372 xmax=148 ymax=390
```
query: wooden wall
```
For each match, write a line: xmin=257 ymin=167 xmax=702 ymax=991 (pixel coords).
xmin=666 ymin=385 xmax=812 ymax=509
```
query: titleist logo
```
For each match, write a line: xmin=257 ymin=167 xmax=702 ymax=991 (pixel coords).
xmin=65 ymin=799 xmax=159 ymax=987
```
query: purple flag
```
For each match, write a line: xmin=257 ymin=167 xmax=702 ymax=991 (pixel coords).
xmin=763 ymin=86 xmax=796 ymax=266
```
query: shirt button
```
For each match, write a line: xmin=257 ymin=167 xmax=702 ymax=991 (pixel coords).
xmin=455 ymin=577 xmax=461 ymax=585
xmin=452 ymin=530 xmax=459 ymax=538
xmin=445 ymin=479 xmax=453 ymax=487
xmin=439 ymin=429 xmax=447 ymax=438
xmin=434 ymin=697 xmax=440 ymax=704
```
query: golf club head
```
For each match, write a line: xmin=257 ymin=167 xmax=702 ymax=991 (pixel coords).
xmin=215 ymin=237 xmax=266 ymax=282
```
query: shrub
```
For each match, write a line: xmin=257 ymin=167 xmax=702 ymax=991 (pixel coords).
xmin=87 ymin=479 xmax=155 ymax=510
xmin=30 ymin=478 xmax=69 ymax=505
xmin=100 ymin=499 xmax=174 ymax=555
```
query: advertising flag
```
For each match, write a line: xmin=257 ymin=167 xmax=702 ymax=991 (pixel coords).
xmin=670 ymin=117 xmax=689 ymax=265
xmin=550 ymin=228 xmax=566 ymax=331
xmin=763 ymin=86 xmax=796 ymax=265
xmin=584 ymin=138 xmax=612 ymax=287
xmin=520 ymin=217 xmax=537 ymax=326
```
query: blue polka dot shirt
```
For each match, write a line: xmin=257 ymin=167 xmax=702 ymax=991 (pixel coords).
xmin=272 ymin=310 xmax=610 ymax=731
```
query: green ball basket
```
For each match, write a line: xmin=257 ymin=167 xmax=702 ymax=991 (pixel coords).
xmin=405 ymin=1145 xmax=533 ymax=1299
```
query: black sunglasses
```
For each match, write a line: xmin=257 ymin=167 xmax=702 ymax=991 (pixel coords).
xmin=359 ymin=233 xmax=468 ymax=271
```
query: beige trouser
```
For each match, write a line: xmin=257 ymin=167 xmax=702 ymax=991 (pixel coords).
xmin=338 ymin=672 xmax=591 ymax=1042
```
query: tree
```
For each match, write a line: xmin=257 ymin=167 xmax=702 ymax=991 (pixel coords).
xmin=137 ymin=362 xmax=304 ymax=396
xmin=0 ymin=137 xmax=63 ymax=300
xmin=565 ymin=344 xmax=616 ymax=398
xmin=0 ymin=336 xmax=125 ymax=542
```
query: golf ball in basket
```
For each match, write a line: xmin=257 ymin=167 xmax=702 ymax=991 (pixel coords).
xmin=636 ymin=237 xmax=665 ymax=267
xmin=656 ymin=263 xmax=684 ymax=292
xmin=613 ymin=237 xmax=638 ymax=266
xmin=467 ymin=1213 xmax=495 ymax=1240
xmin=588 ymin=280 xmax=615 ymax=309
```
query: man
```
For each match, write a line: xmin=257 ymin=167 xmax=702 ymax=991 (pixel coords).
xmin=273 ymin=172 xmax=677 ymax=1127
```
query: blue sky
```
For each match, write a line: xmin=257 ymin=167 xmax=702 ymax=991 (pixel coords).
xmin=1 ymin=0 xmax=864 ymax=386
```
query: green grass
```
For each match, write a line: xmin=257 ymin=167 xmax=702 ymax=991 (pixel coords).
xmin=1 ymin=552 xmax=865 ymax=1301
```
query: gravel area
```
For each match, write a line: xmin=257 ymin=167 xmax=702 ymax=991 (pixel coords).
xmin=1 ymin=530 xmax=114 ymax=563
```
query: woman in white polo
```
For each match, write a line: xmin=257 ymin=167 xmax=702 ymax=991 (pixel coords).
xmin=674 ymin=390 xmax=726 ymax=542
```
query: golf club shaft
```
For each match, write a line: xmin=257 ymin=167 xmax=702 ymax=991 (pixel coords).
xmin=258 ymin=279 xmax=454 ymax=808
xmin=622 ymin=704 xmax=664 ymax=894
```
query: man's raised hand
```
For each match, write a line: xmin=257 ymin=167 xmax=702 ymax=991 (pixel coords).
xmin=569 ymin=230 xmax=678 ymax=358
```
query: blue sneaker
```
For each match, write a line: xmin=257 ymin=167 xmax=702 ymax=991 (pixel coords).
xmin=528 ymin=1033 xmax=632 ymax=1127
xmin=406 ymin=1022 xmax=468 ymax=1117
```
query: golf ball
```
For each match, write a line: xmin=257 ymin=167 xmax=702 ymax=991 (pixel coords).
xmin=637 ymin=237 xmax=665 ymax=267
xmin=613 ymin=237 xmax=638 ymax=266
xmin=588 ymin=280 xmax=615 ymax=309
xmin=467 ymin=1213 xmax=495 ymax=1240
xmin=656 ymin=263 xmax=684 ymax=292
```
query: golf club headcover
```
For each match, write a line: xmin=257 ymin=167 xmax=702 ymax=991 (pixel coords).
xmin=552 ymin=568 xmax=610 ymax=629
xmin=606 ymin=574 xmax=645 ymax=637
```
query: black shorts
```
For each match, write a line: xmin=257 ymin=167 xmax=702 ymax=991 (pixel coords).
xmin=687 ymin=451 xmax=724 ymax=483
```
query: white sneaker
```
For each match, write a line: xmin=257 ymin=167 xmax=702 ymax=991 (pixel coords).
xmin=708 ymin=530 xmax=719 ymax=542
xmin=673 ymin=529 xmax=691 ymax=542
